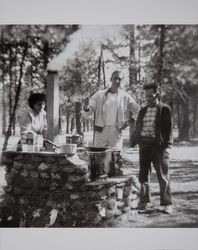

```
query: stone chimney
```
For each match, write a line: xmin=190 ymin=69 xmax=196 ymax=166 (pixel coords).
xmin=46 ymin=70 xmax=59 ymax=142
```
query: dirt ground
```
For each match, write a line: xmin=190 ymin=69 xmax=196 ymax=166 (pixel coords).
xmin=100 ymin=145 xmax=198 ymax=228
xmin=0 ymin=134 xmax=198 ymax=228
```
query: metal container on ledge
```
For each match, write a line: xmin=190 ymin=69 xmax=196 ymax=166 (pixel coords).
xmin=66 ymin=135 xmax=72 ymax=144
xmin=26 ymin=132 xmax=35 ymax=145
xmin=71 ymin=133 xmax=82 ymax=146
xmin=21 ymin=132 xmax=35 ymax=152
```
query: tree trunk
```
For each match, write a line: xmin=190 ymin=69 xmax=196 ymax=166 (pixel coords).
xmin=43 ymin=41 xmax=49 ymax=70
xmin=70 ymin=117 xmax=75 ymax=133
xmin=129 ymin=25 xmax=136 ymax=87
xmin=176 ymin=101 xmax=181 ymax=133
xmin=66 ymin=109 xmax=70 ymax=134
xmin=86 ymin=120 xmax=89 ymax=132
xmin=0 ymin=42 xmax=7 ymax=135
xmin=13 ymin=45 xmax=19 ymax=135
xmin=3 ymin=44 xmax=28 ymax=151
xmin=128 ymin=25 xmax=137 ymax=145
xmin=12 ymin=57 xmax=18 ymax=136
xmin=178 ymin=101 xmax=190 ymax=141
xmin=137 ymin=25 xmax=141 ymax=83
xmin=192 ymin=89 xmax=198 ymax=137
xmin=1 ymin=63 xmax=7 ymax=135
xmin=157 ymin=25 xmax=165 ymax=95
xmin=75 ymin=101 xmax=82 ymax=135
xmin=8 ymin=46 xmax=13 ymax=135
xmin=82 ymin=119 xmax=86 ymax=132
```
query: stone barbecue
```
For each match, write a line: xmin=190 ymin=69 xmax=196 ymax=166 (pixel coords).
xmin=0 ymin=151 xmax=139 ymax=227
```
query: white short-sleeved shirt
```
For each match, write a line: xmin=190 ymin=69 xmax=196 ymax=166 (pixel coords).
xmin=103 ymin=92 xmax=118 ymax=126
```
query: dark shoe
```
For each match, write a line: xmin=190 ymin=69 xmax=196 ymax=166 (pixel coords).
xmin=163 ymin=205 xmax=173 ymax=214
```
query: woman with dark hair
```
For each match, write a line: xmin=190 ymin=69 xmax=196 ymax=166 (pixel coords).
xmin=21 ymin=93 xmax=47 ymax=139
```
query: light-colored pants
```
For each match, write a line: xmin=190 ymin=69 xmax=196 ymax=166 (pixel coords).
xmin=93 ymin=126 xmax=123 ymax=151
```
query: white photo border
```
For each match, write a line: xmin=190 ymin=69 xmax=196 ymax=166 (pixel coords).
xmin=0 ymin=0 xmax=198 ymax=250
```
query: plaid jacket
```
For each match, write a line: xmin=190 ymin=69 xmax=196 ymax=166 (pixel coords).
xmin=131 ymin=102 xmax=173 ymax=148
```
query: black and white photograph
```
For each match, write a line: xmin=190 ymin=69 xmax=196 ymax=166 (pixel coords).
xmin=0 ymin=23 xmax=198 ymax=228
xmin=0 ymin=0 xmax=198 ymax=250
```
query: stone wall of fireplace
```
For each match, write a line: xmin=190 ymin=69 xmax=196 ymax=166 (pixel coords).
xmin=0 ymin=151 xmax=139 ymax=227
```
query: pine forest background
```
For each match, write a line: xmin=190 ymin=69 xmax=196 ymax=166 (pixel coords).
xmin=0 ymin=25 xmax=198 ymax=150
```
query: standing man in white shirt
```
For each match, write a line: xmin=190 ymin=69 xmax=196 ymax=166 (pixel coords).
xmin=83 ymin=70 xmax=139 ymax=151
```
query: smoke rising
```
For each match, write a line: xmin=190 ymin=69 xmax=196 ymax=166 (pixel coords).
xmin=47 ymin=25 xmax=123 ymax=72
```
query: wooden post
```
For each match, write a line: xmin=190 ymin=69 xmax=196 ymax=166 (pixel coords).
xmin=47 ymin=70 xmax=59 ymax=142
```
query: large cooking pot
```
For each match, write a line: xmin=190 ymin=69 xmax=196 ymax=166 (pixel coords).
xmin=86 ymin=148 xmax=122 ymax=181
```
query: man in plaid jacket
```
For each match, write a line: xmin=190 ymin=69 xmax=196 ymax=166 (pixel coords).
xmin=131 ymin=82 xmax=173 ymax=214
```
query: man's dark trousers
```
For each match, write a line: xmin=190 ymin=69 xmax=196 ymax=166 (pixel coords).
xmin=139 ymin=142 xmax=172 ymax=206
